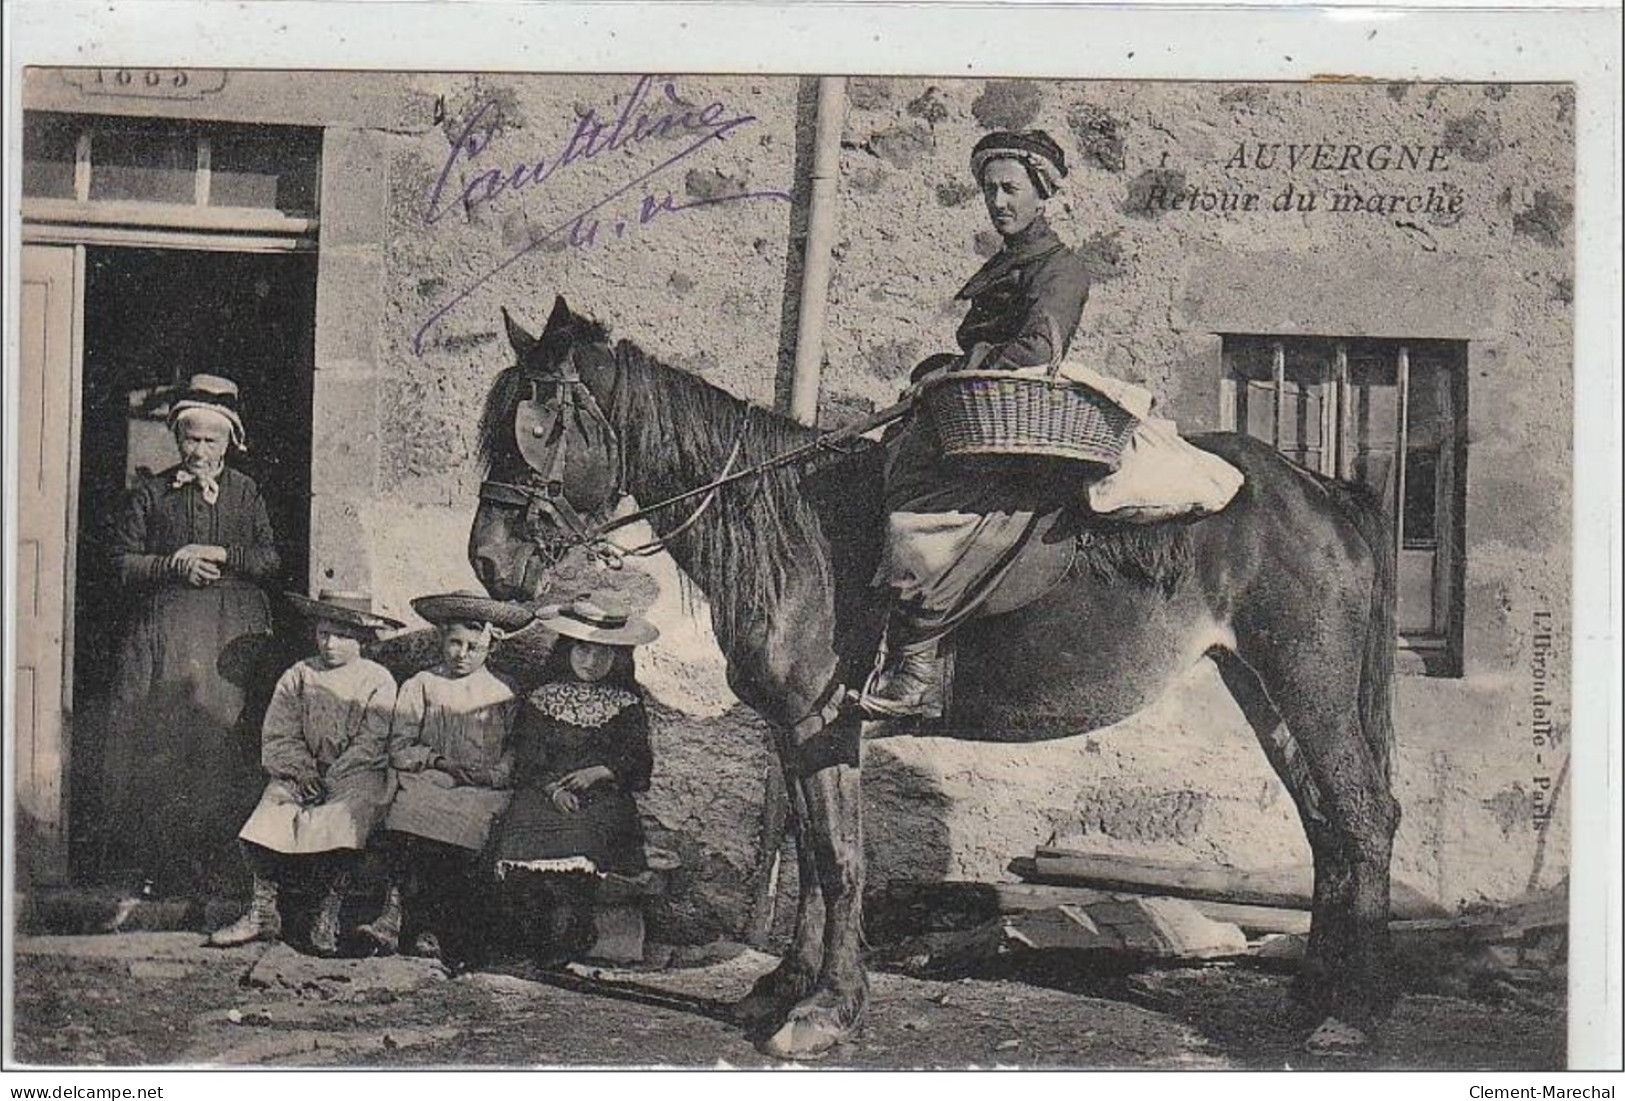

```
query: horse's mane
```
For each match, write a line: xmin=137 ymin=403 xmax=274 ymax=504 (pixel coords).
xmin=476 ymin=366 xmax=529 ymax=477
xmin=478 ymin=322 xmax=841 ymax=658
xmin=604 ymin=338 xmax=836 ymax=656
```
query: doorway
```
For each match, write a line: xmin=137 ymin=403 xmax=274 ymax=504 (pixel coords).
xmin=69 ymin=247 xmax=317 ymax=879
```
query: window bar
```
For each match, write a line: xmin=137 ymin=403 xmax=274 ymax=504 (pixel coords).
xmin=195 ymin=136 xmax=212 ymax=207
xmin=1271 ymin=340 xmax=1285 ymax=452
xmin=1317 ymin=352 xmax=1335 ymax=475
xmin=73 ymin=131 xmax=91 ymax=203
xmin=1394 ymin=345 xmax=1411 ymax=558
xmin=1335 ymin=342 xmax=1351 ymax=479
xmin=1219 ymin=347 xmax=1237 ymax=432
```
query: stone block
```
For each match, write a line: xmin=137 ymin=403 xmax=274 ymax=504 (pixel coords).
xmin=310 ymin=375 xmax=381 ymax=495
xmin=319 ymin=129 xmax=391 ymax=249
xmin=589 ymin=903 xmax=647 ymax=964
xmin=244 ymin=942 xmax=446 ymax=1000
xmin=307 ymin=496 xmax=374 ymax=596
xmin=1175 ymin=251 xmax=1503 ymax=339
xmin=314 ymin=249 xmax=387 ymax=369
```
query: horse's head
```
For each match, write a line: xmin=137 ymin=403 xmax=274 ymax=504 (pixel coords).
xmin=469 ymin=295 xmax=623 ymax=601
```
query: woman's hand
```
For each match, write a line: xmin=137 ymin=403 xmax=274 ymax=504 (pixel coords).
xmin=549 ymin=785 xmax=580 ymax=815
xmin=296 ymin=776 xmax=327 ymax=806
xmin=173 ymin=556 xmax=221 ymax=587
xmin=558 ymin=765 xmax=615 ymax=793
xmin=171 ymin=543 xmax=228 ymax=566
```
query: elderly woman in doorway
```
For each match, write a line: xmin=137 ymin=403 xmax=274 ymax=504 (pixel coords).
xmin=860 ymin=129 xmax=1093 ymax=720
xmin=101 ymin=374 xmax=283 ymax=898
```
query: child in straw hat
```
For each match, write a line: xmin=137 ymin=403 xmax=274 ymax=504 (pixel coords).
xmin=357 ymin=591 xmax=533 ymax=965
xmin=208 ymin=591 xmax=403 ymax=954
xmin=489 ymin=596 xmax=659 ymax=967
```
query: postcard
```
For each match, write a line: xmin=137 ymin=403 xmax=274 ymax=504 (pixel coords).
xmin=5 ymin=0 xmax=1619 ymax=1077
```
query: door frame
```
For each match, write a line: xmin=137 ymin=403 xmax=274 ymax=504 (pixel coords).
xmin=13 ymin=243 xmax=86 ymax=884
xmin=18 ymin=219 xmax=317 ymax=883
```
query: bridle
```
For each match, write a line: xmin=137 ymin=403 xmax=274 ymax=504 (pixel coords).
xmin=478 ymin=347 xmax=864 ymax=570
xmin=477 ymin=339 xmax=908 ymax=744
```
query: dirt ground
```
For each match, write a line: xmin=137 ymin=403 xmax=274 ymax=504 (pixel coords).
xmin=8 ymin=932 xmax=1565 ymax=1069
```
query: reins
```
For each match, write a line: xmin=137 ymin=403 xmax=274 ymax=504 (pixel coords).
xmin=482 ymin=349 xmax=919 ymax=567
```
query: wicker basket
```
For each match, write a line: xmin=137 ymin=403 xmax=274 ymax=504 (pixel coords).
xmin=922 ymin=370 xmax=1141 ymax=465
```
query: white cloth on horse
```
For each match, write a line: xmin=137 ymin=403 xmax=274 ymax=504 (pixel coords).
xmin=1088 ymin=416 xmax=1244 ymax=522
xmin=1031 ymin=359 xmax=1157 ymax=420
xmin=1019 ymin=358 xmax=1244 ymax=523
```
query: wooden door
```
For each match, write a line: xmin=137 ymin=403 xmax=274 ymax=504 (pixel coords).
xmin=16 ymin=244 xmax=82 ymax=886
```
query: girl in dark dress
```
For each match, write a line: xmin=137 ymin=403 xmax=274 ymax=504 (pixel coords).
xmin=489 ymin=597 xmax=658 ymax=966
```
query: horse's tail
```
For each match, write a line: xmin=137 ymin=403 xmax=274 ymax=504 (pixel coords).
xmin=1322 ymin=477 xmax=1397 ymax=785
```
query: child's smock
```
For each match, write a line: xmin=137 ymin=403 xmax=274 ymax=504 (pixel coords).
xmin=382 ymin=665 xmax=520 ymax=852
xmin=237 ymin=656 xmax=397 ymax=854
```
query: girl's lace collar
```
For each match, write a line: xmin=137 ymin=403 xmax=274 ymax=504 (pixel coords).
xmin=526 ymin=681 xmax=638 ymax=728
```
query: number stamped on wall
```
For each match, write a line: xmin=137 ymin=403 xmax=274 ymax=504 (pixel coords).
xmin=63 ymin=69 xmax=228 ymax=99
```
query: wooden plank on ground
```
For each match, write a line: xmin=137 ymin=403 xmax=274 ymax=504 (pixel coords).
xmin=1021 ymin=849 xmax=1447 ymax=919
xmin=985 ymin=874 xmax=1310 ymax=934
xmin=878 ymin=876 xmax=1315 ymax=938
xmin=1030 ymin=848 xmax=1312 ymax=909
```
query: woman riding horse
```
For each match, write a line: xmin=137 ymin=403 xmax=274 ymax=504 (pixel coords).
xmin=862 ymin=129 xmax=1092 ymax=720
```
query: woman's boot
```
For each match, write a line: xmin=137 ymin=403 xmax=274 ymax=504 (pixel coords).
xmin=207 ymin=875 xmax=282 ymax=947
xmin=356 ymin=881 xmax=402 ymax=955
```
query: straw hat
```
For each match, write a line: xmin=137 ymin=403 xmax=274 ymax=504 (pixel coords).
xmin=410 ymin=589 xmax=536 ymax=633
xmin=536 ymin=596 xmax=659 ymax=647
xmin=285 ymin=590 xmax=405 ymax=633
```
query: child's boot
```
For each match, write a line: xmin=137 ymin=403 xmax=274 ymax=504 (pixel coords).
xmin=207 ymin=875 xmax=282 ymax=948
xmin=356 ymin=881 xmax=402 ymax=955
xmin=309 ymin=869 xmax=350 ymax=957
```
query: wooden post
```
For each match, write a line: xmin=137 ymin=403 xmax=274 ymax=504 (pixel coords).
xmin=1395 ymin=345 xmax=1411 ymax=559
xmin=1335 ymin=342 xmax=1351 ymax=479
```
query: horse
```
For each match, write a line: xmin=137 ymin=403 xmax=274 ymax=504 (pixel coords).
xmin=469 ymin=296 xmax=1401 ymax=1059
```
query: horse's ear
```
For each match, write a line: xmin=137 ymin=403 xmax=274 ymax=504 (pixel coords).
xmin=541 ymin=294 xmax=575 ymax=338
xmin=502 ymin=308 xmax=539 ymax=360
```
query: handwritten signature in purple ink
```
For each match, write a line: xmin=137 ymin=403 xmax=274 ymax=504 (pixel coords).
xmin=414 ymin=76 xmax=791 ymax=354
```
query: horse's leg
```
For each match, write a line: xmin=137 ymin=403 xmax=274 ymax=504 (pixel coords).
xmin=1213 ymin=649 xmax=1331 ymax=1025
xmin=760 ymin=714 xmax=868 ymax=1059
xmin=1212 ymin=649 xmax=1327 ymax=846
xmin=732 ymin=730 xmax=825 ymax=1028
xmin=1232 ymin=626 xmax=1400 ymax=1038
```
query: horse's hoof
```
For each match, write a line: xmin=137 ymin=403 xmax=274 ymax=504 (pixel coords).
xmin=759 ymin=1007 xmax=850 ymax=1060
xmin=731 ymin=987 xmax=785 ymax=1028
xmin=732 ymin=964 xmax=817 ymax=1028
xmin=1304 ymin=1016 xmax=1370 ymax=1055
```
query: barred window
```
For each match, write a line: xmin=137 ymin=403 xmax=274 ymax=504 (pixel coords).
xmin=1222 ymin=335 xmax=1467 ymax=675
xmin=22 ymin=111 xmax=320 ymax=222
